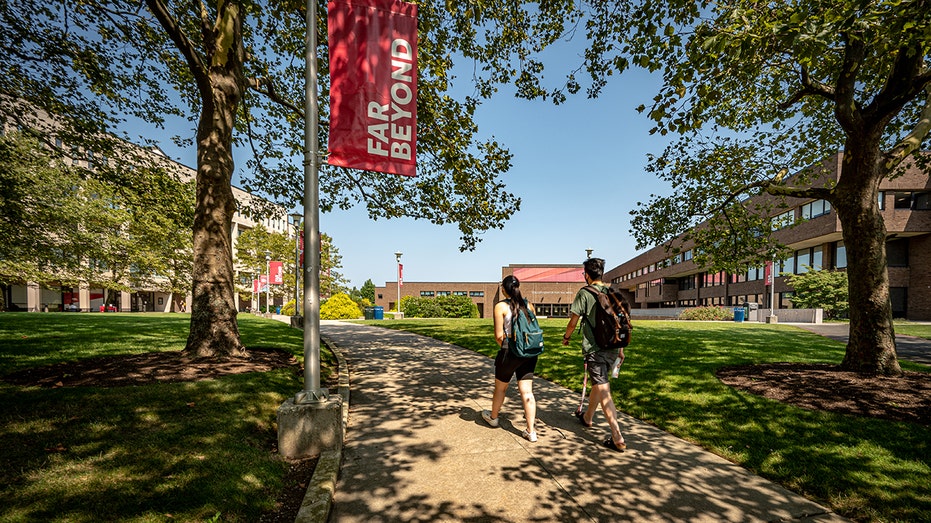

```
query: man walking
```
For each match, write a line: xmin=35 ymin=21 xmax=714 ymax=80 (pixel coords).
xmin=561 ymin=257 xmax=627 ymax=451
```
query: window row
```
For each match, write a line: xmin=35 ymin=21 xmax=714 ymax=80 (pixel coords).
xmin=419 ymin=290 xmax=484 ymax=297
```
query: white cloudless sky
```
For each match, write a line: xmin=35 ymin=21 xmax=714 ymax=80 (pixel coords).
xmin=130 ymin=49 xmax=676 ymax=290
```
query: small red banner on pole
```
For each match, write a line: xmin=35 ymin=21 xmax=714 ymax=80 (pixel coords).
xmin=327 ymin=0 xmax=418 ymax=177
xmin=399 ymin=263 xmax=403 ymax=286
xmin=270 ymin=261 xmax=284 ymax=284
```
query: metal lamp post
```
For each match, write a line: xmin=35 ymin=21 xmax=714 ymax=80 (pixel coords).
xmin=289 ymin=213 xmax=303 ymax=315
xmin=586 ymin=248 xmax=593 ymax=259
xmin=265 ymin=250 xmax=271 ymax=315
xmin=394 ymin=251 xmax=402 ymax=314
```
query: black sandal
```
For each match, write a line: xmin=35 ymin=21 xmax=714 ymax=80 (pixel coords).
xmin=603 ymin=436 xmax=626 ymax=452
xmin=574 ymin=408 xmax=592 ymax=428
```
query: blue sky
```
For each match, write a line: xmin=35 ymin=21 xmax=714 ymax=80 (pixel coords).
xmin=136 ymin=56 xmax=675 ymax=290
xmin=324 ymin=67 xmax=676 ymax=289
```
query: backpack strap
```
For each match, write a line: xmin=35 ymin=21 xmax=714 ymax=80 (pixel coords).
xmin=581 ymin=285 xmax=601 ymax=330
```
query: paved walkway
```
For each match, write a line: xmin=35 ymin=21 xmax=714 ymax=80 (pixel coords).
xmin=788 ymin=323 xmax=931 ymax=365
xmin=318 ymin=321 xmax=849 ymax=522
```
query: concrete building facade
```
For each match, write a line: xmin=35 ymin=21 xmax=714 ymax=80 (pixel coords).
xmin=2 ymin=104 xmax=292 ymax=313
xmin=374 ymin=264 xmax=587 ymax=319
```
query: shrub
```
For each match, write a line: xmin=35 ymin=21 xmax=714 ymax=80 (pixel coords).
xmin=786 ymin=268 xmax=849 ymax=319
xmin=401 ymin=295 xmax=479 ymax=318
xmin=679 ymin=305 xmax=733 ymax=321
xmin=281 ymin=299 xmax=296 ymax=316
xmin=320 ymin=293 xmax=363 ymax=320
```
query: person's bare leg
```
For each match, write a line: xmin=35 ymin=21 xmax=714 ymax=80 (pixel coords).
xmin=490 ymin=379 xmax=509 ymax=419
xmin=593 ymin=382 xmax=624 ymax=445
xmin=516 ymin=378 xmax=536 ymax=433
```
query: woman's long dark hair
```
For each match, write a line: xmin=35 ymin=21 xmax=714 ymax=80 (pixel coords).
xmin=502 ymin=275 xmax=526 ymax=318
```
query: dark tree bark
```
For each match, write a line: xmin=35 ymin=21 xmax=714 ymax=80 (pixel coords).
xmin=833 ymin=146 xmax=902 ymax=376
xmin=146 ymin=0 xmax=249 ymax=357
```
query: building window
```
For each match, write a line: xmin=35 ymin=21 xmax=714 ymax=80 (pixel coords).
xmin=453 ymin=291 xmax=467 ymax=296
xmin=678 ymin=276 xmax=696 ymax=290
xmin=878 ymin=191 xmax=885 ymax=210
xmin=796 ymin=249 xmax=811 ymax=274
xmin=377 ymin=294 xmax=383 ymax=299
xmin=914 ymin=191 xmax=931 ymax=210
xmin=886 ymin=239 xmax=909 ymax=267
xmin=420 ymin=291 xmax=434 ymax=297
xmin=834 ymin=242 xmax=847 ymax=269
xmin=893 ymin=192 xmax=913 ymax=209
xmin=702 ymin=270 xmax=725 ymax=287
xmin=469 ymin=291 xmax=484 ymax=297
xmin=437 ymin=291 xmax=450 ymax=296
xmin=772 ymin=210 xmax=794 ymax=230
xmin=683 ymin=250 xmax=693 ymax=261
xmin=800 ymin=199 xmax=831 ymax=220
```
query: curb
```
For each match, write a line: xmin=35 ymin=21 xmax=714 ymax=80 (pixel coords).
xmin=293 ymin=335 xmax=349 ymax=523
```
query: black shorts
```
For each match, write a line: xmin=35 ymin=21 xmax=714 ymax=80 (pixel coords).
xmin=584 ymin=348 xmax=616 ymax=385
xmin=494 ymin=345 xmax=537 ymax=383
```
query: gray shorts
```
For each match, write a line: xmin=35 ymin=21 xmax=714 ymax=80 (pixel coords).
xmin=584 ymin=349 xmax=616 ymax=385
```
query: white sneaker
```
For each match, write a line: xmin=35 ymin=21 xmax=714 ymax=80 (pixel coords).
xmin=522 ymin=429 xmax=538 ymax=442
xmin=481 ymin=409 xmax=499 ymax=427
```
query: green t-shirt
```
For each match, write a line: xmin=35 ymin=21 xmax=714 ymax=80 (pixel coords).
xmin=570 ymin=283 xmax=610 ymax=354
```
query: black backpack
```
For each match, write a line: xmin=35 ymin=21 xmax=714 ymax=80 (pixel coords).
xmin=507 ymin=299 xmax=545 ymax=358
xmin=582 ymin=285 xmax=632 ymax=350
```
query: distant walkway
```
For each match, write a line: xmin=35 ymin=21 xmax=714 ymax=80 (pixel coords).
xmin=789 ymin=323 xmax=931 ymax=365
xmin=321 ymin=321 xmax=848 ymax=522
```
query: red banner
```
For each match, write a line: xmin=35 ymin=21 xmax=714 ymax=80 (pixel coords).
xmin=253 ymin=279 xmax=260 ymax=293
xmin=270 ymin=261 xmax=284 ymax=284
xmin=328 ymin=0 xmax=418 ymax=177
xmin=764 ymin=261 xmax=773 ymax=286
xmin=398 ymin=263 xmax=403 ymax=286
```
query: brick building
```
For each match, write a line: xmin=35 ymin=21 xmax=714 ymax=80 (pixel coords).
xmin=604 ymin=153 xmax=931 ymax=321
xmin=374 ymin=264 xmax=587 ymax=319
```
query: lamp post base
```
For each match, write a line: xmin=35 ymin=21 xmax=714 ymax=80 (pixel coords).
xmin=277 ymin=394 xmax=342 ymax=459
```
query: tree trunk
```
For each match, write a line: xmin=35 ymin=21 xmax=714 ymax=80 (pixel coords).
xmin=184 ymin=71 xmax=246 ymax=358
xmin=833 ymin=148 xmax=902 ymax=376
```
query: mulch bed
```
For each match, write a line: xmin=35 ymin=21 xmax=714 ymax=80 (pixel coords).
xmin=717 ymin=362 xmax=931 ymax=425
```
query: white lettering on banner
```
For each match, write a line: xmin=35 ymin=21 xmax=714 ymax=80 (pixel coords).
xmin=366 ymin=38 xmax=415 ymax=163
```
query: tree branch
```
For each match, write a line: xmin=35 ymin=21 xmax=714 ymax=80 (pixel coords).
xmin=248 ymin=77 xmax=305 ymax=118
xmin=883 ymin=86 xmax=931 ymax=171
xmin=780 ymin=65 xmax=835 ymax=110
xmin=144 ymin=0 xmax=210 ymax=103
xmin=834 ymin=33 xmax=865 ymax=134
xmin=866 ymin=41 xmax=927 ymax=123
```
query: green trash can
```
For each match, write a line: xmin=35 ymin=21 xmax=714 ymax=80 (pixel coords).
xmin=373 ymin=306 xmax=384 ymax=320
xmin=364 ymin=307 xmax=375 ymax=320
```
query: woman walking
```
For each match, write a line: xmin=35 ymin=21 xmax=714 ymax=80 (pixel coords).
xmin=481 ymin=275 xmax=539 ymax=442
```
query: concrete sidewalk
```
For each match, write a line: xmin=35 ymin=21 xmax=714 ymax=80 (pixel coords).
xmin=317 ymin=321 xmax=848 ymax=522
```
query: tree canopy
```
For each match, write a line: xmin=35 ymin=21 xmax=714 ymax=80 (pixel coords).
xmin=537 ymin=0 xmax=929 ymax=375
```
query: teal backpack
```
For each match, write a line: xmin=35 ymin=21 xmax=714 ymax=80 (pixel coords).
xmin=507 ymin=299 xmax=545 ymax=358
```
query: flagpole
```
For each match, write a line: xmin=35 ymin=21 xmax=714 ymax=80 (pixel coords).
xmin=297 ymin=0 xmax=327 ymax=404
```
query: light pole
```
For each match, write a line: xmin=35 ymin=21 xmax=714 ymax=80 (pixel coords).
xmin=586 ymin=248 xmax=593 ymax=259
xmin=252 ymin=269 xmax=257 ymax=313
xmin=289 ymin=213 xmax=302 ymax=315
xmin=265 ymin=250 xmax=271 ymax=315
xmin=394 ymin=251 xmax=403 ymax=314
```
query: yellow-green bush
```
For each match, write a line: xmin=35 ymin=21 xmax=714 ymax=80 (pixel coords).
xmin=320 ymin=293 xmax=363 ymax=320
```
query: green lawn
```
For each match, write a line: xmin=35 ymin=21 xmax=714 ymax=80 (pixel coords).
xmin=0 ymin=313 xmax=335 ymax=523
xmin=368 ymin=318 xmax=931 ymax=523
